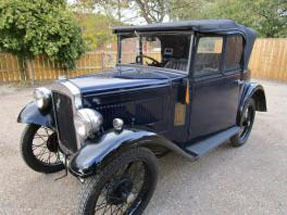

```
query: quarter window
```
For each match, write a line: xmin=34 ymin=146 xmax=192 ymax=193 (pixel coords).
xmin=194 ymin=37 xmax=223 ymax=76
xmin=224 ymin=35 xmax=243 ymax=71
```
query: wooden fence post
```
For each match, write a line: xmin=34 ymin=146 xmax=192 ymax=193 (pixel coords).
xmin=101 ymin=51 xmax=105 ymax=70
xmin=17 ymin=56 xmax=26 ymax=83
xmin=25 ymin=58 xmax=35 ymax=85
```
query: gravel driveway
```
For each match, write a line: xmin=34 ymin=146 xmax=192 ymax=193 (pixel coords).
xmin=0 ymin=80 xmax=286 ymax=215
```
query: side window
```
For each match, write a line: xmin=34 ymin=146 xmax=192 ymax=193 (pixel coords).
xmin=225 ymin=35 xmax=243 ymax=71
xmin=194 ymin=37 xmax=223 ymax=76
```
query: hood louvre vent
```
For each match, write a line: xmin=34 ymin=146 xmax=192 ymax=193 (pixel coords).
xmin=96 ymin=104 xmax=133 ymax=129
xmin=95 ymin=98 xmax=163 ymax=130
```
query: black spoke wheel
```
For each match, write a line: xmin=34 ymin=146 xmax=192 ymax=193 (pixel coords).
xmin=77 ymin=147 xmax=159 ymax=215
xmin=231 ymin=99 xmax=256 ymax=147
xmin=20 ymin=124 xmax=64 ymax=173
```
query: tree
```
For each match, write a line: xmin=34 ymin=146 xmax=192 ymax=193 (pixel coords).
xmin=74 ymin=0 xmax=286 ymax=37
xmin=242 ymin=0 xmax=286 ymax=37
xmin=76 ymin=0 xmax=170 ymax=24
xmin=76 ymin=13 xmax=121 ymax=50
xmin=171 ymin=0 xmax=287 ymax=38
xmin=133 ymin=0 xmax=168 ymax=23
xmin=94 ymin=0 xmax=129 ymax=22
xmin=0 ymin=0 xmax=85 ymax=83
xmin=168 ymin=0 xmax=210 ymax=20
xmin=75 ymin=0 xmax=129 ymax=22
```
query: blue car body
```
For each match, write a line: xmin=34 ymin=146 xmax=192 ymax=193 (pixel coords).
xmin=18 ymin=19 xmax=267 ymax=178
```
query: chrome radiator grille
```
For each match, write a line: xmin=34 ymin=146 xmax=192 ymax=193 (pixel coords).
xmin=52 ymin=91 xmax=78 ymax=153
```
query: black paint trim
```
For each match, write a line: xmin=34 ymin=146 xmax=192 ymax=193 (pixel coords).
xmin=17 ymin=102 xmax=55 ymax=128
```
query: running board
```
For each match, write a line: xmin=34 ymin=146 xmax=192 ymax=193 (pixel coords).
xmin=185 ymin=126 xmax=240 ymax=157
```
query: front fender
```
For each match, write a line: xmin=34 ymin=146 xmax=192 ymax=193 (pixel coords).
xmin=69 ymin=128 xmax=194 ymax=178
xmin=17 ymin=102 xmax=54 ymax=128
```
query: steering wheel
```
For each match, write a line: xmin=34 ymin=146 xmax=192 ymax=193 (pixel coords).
xmin=136 ymin=55 xmax=161 ymax=66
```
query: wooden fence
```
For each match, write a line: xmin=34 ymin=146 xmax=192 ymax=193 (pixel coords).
xmin=249 ymin=38 xmax=287 ymax=81
xmin=0 ymin=51 xmax=117 ymax=83
xmin=0 ymin=38 xmax=287 ymax=83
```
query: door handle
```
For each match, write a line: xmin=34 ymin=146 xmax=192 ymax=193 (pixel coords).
xmin=235 ymin=79 xmax=244 ymax=85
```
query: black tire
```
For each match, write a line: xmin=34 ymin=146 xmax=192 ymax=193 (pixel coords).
xmin=77 ymin=147 xmax=159 ymax=215
xmin=20 ymin=124 xmax=64 ymax=173
xmin=231 ymin=99 xmax=256 ymax=147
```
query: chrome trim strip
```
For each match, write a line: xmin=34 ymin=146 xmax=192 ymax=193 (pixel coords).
xmin=186 ymin=34 xmax=194 ymax=74
xmin=61 ymin=80 xmax=83 ymax=150
xmin=51 ymin=80 xmax=83 ymax=151
xmin=62 ymin=81 xmax=82 ymax=109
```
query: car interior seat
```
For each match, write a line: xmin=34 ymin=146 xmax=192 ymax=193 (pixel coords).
xmin=164 ymin=59 xmax=188 ymax=71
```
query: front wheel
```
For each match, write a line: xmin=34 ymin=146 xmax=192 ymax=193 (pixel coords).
xmin=77 ymin=147 xmax=159 ymax=215
xmin=231 ymin=99 xmax=256 ymax=147
xmin=20 ymin=124 xmax=64 ymax=173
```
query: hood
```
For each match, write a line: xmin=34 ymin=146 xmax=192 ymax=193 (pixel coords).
xmin=68 ymin=66 xmax=185 ymax=95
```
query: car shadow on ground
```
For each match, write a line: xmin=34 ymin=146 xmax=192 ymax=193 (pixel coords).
xmin=144 ymin=140 xmax=241 ymax=214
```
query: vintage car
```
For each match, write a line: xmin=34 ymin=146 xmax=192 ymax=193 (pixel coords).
xmin=18 ymin=19 xmax=267 ymax=214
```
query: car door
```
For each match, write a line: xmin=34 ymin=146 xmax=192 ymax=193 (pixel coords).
xmin=188 ymin=35 xmax=243 ymax=141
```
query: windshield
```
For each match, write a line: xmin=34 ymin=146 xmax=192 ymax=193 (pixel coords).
xmin=118 ymin=32 xmax=193 ymax=73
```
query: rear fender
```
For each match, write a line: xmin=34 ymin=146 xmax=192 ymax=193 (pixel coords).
xmin=237 ymin=82 xmax=267 ymax=123
xmin=69 ymin=128 xmax=195 ymax=178
xmin=17 ymin=102 xmax=54 ymax=128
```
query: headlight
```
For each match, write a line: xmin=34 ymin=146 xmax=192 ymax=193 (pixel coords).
xmin=33 ymin=87 xmax=51 ymax=110
xmin=74 ymin=108 xmax=103 ymax=140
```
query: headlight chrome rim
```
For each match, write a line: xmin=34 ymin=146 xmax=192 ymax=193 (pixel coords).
xmin=33 ymin=87 xmax=51 ymax=110
xmin=74 ymin=108 xmax=103 ymax=140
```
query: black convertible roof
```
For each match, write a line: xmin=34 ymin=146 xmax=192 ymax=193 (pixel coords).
xmin=113 ymin=19 xmax=257 ymax=69
xmin=113 ymin=19 xmax=254 ymax=37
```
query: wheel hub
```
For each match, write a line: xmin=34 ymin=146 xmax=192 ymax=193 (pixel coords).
xmin=106 ymin=176 xmax=133 ymax=205
xmin=46 ymin=133 xmax=58 ymax=152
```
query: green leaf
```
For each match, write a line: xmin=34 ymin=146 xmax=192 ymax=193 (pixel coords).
xmin=0 ymin=0 xmax=85 ymax=69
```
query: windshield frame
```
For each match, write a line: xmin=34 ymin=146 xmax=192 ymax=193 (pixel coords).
xmin=116 ymin=31 xmax=194 ymax=74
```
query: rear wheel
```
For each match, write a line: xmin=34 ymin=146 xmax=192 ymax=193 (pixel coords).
xmin=20 ymin=124 xmax=64 ymax=173
xmin=231 ymin=99 xmax=256 ymax=147
xmin=77 ymin=147 xmax=159 ymax=215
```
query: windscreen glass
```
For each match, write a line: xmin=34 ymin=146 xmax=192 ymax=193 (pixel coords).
xmin=119 ymin=33 xmax=193 ymax=72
